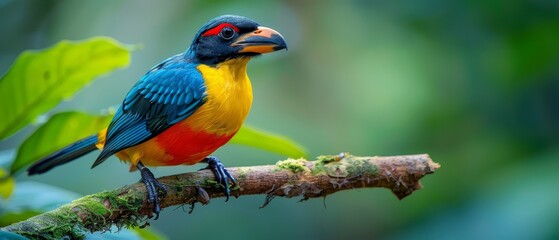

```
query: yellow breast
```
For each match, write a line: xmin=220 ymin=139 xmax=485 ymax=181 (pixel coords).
xmin=185 ymin=58 xmax=253 ymax=135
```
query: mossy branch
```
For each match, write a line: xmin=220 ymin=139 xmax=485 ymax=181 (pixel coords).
xmin=2 ymin=153 xmax=439 ymax=239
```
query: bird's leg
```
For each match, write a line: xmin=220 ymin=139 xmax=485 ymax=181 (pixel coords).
xmin=200 ymin=156 xmax=236 ymax=201
xmin=137 ymin=161 xmax=167 ymax=220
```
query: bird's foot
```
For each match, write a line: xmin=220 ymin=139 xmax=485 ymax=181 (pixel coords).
xmin=138 ymin=162 xmax=167 ymax=220
xmin=200 ymin=156 xmax=236 ymax=201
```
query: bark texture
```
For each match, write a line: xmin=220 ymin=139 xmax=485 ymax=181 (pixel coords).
xmin=1 ymin=153 xmax=440 ymax=239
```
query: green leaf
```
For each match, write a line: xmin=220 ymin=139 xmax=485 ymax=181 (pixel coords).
xmin=0 ymin=37 xmax=131 ymax=140
xmin=0 ymin=181 xmax=80 ymax=226
xmin=0 ymin=150 xmax=16 ymax=169
xmin=0 ymin=168 xmax=14 ymax=199
xmin=0 ymin=211 xmax=42 ymax=228
xmin=131 ymin=227 xmax=168 ymax=240
xmin=230 ymin=125 xmax=307 ymax=158
xmin=10 ymin=111 xmax=113 ymax=174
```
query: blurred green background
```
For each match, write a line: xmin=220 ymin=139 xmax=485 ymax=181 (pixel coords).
xmin=1 ymin=0 xmax=558 ymax=239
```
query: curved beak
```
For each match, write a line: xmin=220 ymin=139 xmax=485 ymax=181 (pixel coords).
xmin=232 ymin=26 xmax=287 ymax=54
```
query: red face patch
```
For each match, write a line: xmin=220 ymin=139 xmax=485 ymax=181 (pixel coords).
xmin=202 ymin=23 xmax=239 ymax=37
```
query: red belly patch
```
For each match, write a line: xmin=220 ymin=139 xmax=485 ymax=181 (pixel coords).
xmin=154 ymin=123 xmax=235 ymax=165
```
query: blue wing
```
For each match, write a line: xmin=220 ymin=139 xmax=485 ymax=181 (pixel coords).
xmin=92 ymin=54 xmax=207 ymax=168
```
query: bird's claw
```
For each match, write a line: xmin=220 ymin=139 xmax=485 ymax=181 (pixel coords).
xmin=201 ymin=156 xmax=235 ymax=201
xmin=139 ymin=164 xmax=167 ymax=220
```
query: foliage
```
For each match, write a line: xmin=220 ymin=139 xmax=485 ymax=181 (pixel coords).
xmin=10 ymin=111 xmax=113 ymax=174
xmin=0 ymin=168 xmax=14 ymax=199
xmin=231 ymin=125 xmax=307 ymax=159
xmin=0 ymin=182 xmax=80 ymax=226
xmin=0 ymin=38 xmax=131 ymax=140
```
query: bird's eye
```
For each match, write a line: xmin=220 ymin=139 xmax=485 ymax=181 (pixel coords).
xmin=219 ymin=27 xmax=235 ymax=40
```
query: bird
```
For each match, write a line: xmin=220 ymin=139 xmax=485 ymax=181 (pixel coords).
xmin=27 ymin=15 xmax=287 ymax=219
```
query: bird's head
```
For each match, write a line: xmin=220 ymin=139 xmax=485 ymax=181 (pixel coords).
xmin=188 ymin=15 xmax=287 ymax=65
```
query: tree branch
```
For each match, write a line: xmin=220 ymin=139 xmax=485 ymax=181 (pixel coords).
xmin=2 ymin=153 xmax=440 ymax=239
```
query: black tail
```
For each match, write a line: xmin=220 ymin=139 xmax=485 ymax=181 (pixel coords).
xmin=27 ymin=135 xmax=98 ymax=175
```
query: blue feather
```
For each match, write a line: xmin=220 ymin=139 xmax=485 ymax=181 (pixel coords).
xmin=28 ymin=135 xmax=99 ymax=174
xmin=92 ymin=54 xmax=207 ymax=168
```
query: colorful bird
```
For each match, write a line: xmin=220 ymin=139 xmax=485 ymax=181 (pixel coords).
xmin=27 ymin=15 xmax=287 ymax=219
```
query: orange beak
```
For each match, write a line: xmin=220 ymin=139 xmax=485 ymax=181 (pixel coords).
xmin=232 ymin=26 xmax=287 ymax=54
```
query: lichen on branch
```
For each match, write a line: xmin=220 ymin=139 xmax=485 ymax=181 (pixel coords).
xmin=1 ymin=153 xmax=440 ymax=239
